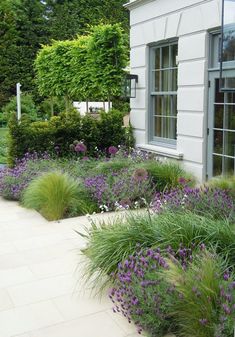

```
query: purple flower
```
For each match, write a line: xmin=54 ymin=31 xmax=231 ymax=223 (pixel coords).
xmin=223 ymin=272 xmax=230 ymax=281
xmin=75 ymin=142 xmax=87 ymax=153
xmin=108 ymin=146 xmax=118 ymax=155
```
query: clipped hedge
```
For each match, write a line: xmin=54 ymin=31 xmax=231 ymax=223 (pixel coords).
xmin=7 ymin=109 xmax=134 ymax=165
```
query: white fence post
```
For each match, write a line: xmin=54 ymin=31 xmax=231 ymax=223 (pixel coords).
xmin=16 ymin=83 xmax=21 ymax=121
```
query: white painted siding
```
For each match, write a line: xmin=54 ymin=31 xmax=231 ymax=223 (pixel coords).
xmin=128 ymin=0 xmax=222 ymax=181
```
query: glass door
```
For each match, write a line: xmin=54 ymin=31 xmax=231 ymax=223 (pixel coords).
xmin=208 ymin=72 xmax=235 ymax=177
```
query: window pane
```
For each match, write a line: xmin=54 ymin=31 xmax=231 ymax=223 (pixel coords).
xmin=214 ymin=105 xmax=224 ymax=129
xmin=162 ymin=46 xmax=170 ymax=68
xmin=164 ymin=96 xmax=171 ymax=116
xmin=224 ymin=157 xmax=235 ymax=175
xmin=215 ymin=79 xmax=224 ymax=103
xmin=154 ymin=96 xmax=163 ymax=115
xmin=155 ymin=48 xmax=160 ymax=70
xmin=224 ymin=131 xmax=235 ymax=156
xmin=154 ymin=116 xmax=176 ymax=139
xmin=169 ymin=69 xmax=177 ymax=91
xmin=172 ymin=95 xmax=177 ymax=116
xmin=154 ymin=116 xmax=162 ymax=137
xmin=171 ymin=44 xmax=178 ymax=67
xmin=161 ymin=70 xmax=169 ymax=91
xmin=214 ymin=130 xmax=223 ymax=154
xmin=227 ymin=105 xmax=235 ymax=129
xmin=213 ymin=155 xmax=222 ymax=176
xmin=155 ymin=71 xmax=160 ymax=91
xmin=227 ymin=92 xmax=235 ymax=103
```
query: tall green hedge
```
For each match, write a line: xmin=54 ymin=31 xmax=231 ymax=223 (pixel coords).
xmin=7 ymin=110 xmax=134 ymax=166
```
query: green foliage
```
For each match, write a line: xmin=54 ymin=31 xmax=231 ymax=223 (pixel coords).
xmin=68 ymin=184 xmax=98 ymax=216
xmin=164 ymin=252 xmax=235 ymax=337
xmin=207 ymin=175 xmax=235 ymax=200
xmin=45 ymin=0 xmax=129 ymax=40
xmin=87 ymin=24 xmax=128 ymax=99
xmin=2 ymin=94 xmax=38 ymax=122
xmin=137 ymin=160 xmax=196 ymax=191
xmin=80 ymin=211 xmax=235 ymax=289
xmin=98 ymin=110 xmax=126 ymax=151
xmin=22 ymin=171 xmax=80 ymax=220
xmin=0 ymin=128 xmax=8 ymax=164
xmin=35 ymin=24 xmax=128 ymax=103
xmin=0 ymin=0 xmax=49 ymax=107
xmin=7 ymin=109 xmax=131 ymax=165
xmin=94 ymin=158 xmax=132 ymax=175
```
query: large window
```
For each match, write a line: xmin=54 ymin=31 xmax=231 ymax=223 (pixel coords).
xmin=150 ymin=42 xmax=178 ymax=145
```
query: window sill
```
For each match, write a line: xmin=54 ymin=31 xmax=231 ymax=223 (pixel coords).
xmin=137 ymin=144 xmax=183 ymax=160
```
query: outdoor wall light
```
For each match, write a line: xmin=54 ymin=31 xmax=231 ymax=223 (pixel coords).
xmin=220 ymin=0 xmax=235 ymax=92
xmin=123 ymin=74 xmax=138 ymax=98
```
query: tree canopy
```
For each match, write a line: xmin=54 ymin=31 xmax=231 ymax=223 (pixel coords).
xmin=35 ymin=24 xmax=128 ymax=105
xmin=0 ymin=0 xmax=129 ymax=108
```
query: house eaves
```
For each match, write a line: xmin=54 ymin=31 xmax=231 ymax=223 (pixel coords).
xmin=124 ymin=0 xmax=155 ymax=10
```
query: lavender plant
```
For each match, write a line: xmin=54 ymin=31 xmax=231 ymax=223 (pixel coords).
xmin=84 ymin=168 xmax=153 ymax=211
xmin=0 ymin=152 xmax=51 ymax=200
xmin=152 ymin=185 xmax=235 ymax=222
xmin=109 ymin=246 xmax=177 ymax=336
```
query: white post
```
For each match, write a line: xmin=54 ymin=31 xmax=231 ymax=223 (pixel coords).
xmin=16 ymin=83 xmax=21 ymax=121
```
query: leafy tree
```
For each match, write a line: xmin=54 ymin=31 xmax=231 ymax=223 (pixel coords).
xmin=87 ymin=23 xmax=128 ymax=103
xmin=34 ymin=24 xmax=128 ymax=108
xmin=0 ymin=0 xmax=49 ymax=108
xmin=45 ymin=0 xmax=129 ymax=40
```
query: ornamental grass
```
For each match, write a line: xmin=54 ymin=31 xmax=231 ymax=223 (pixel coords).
xmin=22 ymin=171 xmax=80 ymax=220
xmin=80 ymin=211 xmax=235 ymax=290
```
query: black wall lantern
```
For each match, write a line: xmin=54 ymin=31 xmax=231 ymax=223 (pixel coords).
xmin=123 ymin=74 xmax=138 ymax=98
xmin=220 ymin=0 xmax=235 ymax=92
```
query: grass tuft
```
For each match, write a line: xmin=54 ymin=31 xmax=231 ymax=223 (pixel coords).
xmin=22 ymin=171 xmax=80 ymax=220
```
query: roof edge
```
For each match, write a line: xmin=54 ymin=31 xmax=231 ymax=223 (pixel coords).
xmin=124 ymin=0 xmax=155 ymax=10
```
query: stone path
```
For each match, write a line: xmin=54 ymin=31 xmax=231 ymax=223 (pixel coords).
xmin=0 ymin=198 xmax=138 ymax=337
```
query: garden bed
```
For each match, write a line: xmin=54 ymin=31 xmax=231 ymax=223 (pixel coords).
xmin=0 ymin=136 xmax=234 ymax=336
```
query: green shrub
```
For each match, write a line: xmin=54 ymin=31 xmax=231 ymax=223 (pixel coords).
xmin=164 ymin=252 xmax=235 ymax=337
xmin=7 ymin=109 xmax=133 ymax=164
xmin=97 ymin=110 xmax=126 ymax=151
xmin=80 ymin=211 xmax=235 ymax=289
xmin=137 ymin=160 xmax=196 ymax=191
xmin=0 ymin=128 xmax=8 ymax=163
xmin=2 ymin=93 xmax=38 ymax=122
xmin=22 ymin=171 xmax=80 ymax=220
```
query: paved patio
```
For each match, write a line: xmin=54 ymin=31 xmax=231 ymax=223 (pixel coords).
xmin=0 ymin=197 xmax=139 ymax=337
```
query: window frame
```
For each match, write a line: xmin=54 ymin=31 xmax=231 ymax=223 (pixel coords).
xmin=149 ymin=40 xmax=178 ymax=148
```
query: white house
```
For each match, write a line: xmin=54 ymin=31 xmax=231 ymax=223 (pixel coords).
xmin=125 ymin=0 xmax=235 ymax=181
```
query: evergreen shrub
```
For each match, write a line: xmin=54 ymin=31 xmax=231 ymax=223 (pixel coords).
xmin=7 ymin=109 xmax=132 ymax=165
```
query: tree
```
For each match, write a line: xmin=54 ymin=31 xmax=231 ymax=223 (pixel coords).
xmin=87 ymin=24 xmax=128 ymax=104
xmin=34 ymin=24 xmax=128 ymax=109
xmin=0 ymin=0 xmax=49 ymax=108
xmin=45 ymin=0 xmax=129 ymax=40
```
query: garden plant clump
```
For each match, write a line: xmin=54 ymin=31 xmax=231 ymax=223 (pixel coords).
xmin=109 ymin=246 xmax=235 ymax=337
xmin=152 ymin=184 xmax=235 ymax=222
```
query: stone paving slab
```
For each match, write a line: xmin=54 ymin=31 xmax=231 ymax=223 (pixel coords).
xmin=0 ymin=197 xmax=139 ymax=337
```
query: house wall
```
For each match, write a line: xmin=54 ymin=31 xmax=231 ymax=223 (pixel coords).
xmin=127 ymin=0 xmax=222 ymax=181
